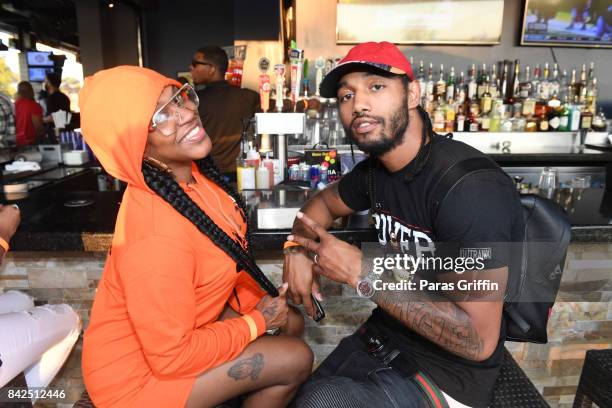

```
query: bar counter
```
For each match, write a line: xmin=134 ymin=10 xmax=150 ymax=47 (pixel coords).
xmin=1 ymin=158 xmax=611 ymax=406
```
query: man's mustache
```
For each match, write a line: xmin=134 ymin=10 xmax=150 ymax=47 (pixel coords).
xmin=350 ymin=112 xmax=385 ymax=128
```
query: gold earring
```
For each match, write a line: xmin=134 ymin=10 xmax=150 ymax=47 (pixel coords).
xmin=143 ymin=156 xmax=173 ymax=174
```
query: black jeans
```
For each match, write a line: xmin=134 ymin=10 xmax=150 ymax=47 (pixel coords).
xmin=292 ymin=331 xmax=430 ymax=408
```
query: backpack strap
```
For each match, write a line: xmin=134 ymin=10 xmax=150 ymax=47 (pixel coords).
xmin=430 ymin=156 xmax=505 ymax=224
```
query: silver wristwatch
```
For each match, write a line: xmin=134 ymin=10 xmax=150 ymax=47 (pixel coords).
xmin=356 ymin=272 xmax=377 ymax=298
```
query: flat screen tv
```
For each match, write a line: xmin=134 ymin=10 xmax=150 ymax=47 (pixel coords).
xmin=28 ymin=67 xmax=54 ymax=82
xmin=336 ymin=0 xmax=504 ymax=45
xmin=26 ymin=51 xmax=54 ymax=67
xmin=521 ymin=0 xmax=612 ymax=48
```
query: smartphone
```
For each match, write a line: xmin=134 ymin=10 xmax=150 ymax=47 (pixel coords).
xmin=311 ymin=294 xmax=325 ymax=322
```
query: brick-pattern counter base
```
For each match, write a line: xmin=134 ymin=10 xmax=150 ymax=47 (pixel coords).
xmin=1 ymin=243 xmax=610 ymax=408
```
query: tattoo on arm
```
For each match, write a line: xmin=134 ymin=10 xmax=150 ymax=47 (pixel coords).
xmin=227 ymin=353 xmax=265 ymax=381
xmin=370 ymin=272 xmax=484 ymax=360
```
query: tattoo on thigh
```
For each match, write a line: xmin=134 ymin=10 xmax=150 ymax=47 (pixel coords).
xmin=227 ymin=353 xmax=265 ymax=381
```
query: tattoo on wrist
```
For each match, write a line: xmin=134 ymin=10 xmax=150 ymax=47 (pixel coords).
xmin=227 ymin=353 xmax=265 ymax=381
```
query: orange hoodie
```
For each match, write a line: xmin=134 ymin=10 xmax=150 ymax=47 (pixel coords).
xmin=80 ymin=66 xmax=267 ymax=407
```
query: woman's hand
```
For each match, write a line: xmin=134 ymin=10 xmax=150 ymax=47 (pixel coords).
xmin=255 ymin=283 xmax=289 ymax=330
xmin=0 ymin=204 xmax=20 ymax=243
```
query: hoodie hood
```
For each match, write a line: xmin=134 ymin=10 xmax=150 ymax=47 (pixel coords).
xmin=79 ymin=66 xmax=180 ymax=189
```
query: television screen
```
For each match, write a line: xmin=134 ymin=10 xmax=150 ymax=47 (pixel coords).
xmin=336 ymin=0 xmax=504 ymax=44
xmin=27 ymin=51 xmax=54 ymax=67
xmin=521 ymin=0 xmax=612 ymax=48
xmin=29 ymin=67 xmax=54 ymax=82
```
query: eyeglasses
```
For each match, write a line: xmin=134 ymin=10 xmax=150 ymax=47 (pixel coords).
xmin=191 ymin=59 xmax=213 ymax=68
xmin=151 ymin=84 xmax=199 ymax=136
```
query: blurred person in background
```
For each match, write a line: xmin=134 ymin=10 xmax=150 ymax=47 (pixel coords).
xmin=0 ymin=91 xmax=15 ymax=145
xmin=189 ymin=46 xmax=259 ymax=181
xmin=14 ymin=81 xmax=44 ymax=146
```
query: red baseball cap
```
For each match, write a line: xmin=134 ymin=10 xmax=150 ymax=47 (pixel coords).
xmin=319 ymin=41 xmax=414 ymax=98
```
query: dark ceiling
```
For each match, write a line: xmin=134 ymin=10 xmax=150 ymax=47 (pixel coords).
xmin=0 ymin=0 xmax=159 ymax=51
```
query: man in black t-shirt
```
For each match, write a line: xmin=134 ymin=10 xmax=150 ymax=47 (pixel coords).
xmin=285 ymin=42 xmax=523 ymax=408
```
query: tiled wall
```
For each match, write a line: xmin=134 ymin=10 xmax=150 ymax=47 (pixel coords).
xmin=1 ymin=244 xmax=610 ymax=408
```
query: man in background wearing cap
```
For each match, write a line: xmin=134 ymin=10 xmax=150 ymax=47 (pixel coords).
xmin=284 ymin=42 xmax=523 ymax=408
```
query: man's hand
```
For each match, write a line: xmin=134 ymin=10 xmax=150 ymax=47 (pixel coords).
xmin=283 ymin=249 xmax=321 ymax=319
xmin=287 ymin=212 xmax=362 ymax=289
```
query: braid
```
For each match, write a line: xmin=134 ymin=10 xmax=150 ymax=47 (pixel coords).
xmin=142 ymin=161 xmax=278 ymax=297
xmin=195 ymin=157 xmax=256 ymax=257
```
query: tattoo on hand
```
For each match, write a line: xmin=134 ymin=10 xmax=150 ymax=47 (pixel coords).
xmin=262 ymin=302 xmax=278 ymax=321
xmin=227 ymin=353 xmax=265 ymax=381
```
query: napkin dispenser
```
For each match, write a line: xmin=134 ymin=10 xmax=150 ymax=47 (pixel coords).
xmin=38 ymin=144 xmax=72 ymax=164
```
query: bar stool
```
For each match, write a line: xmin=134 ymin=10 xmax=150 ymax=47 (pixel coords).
xmin=573 ymin=349 xmax=612 ymax=408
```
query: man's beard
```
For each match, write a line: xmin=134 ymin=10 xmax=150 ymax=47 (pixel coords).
xmin=345 ymin=101 xmax=409 ymax=157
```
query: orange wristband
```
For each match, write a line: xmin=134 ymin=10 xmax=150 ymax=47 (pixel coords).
xmin=283 ymin=241 xmax=301 ymax=249
xmin=241 ymin=314 xmax=258 ymax=341
xmin=0 ymin=237 xmax=9 ymax=253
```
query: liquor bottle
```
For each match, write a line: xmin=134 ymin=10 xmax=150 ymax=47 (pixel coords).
xmin=500 ymin=62 xmax=509 ymax=101
xmin=580 ymin=105 xmax=593 ymax=130
xmin=549 ymin=63 xmax=560 ymax=98
xmin=445 ymin=66 xmax=456 ymax=102
xmin=507 ymin=59 xmax=521 ymax=103
xmin=489 ymin=104 xmax=501 ymax=132
xmin=586 ymin=77 xmax=597 ymax=114
xmin=480 ymin=110 xmax=491 ymax=132
xmin=467 ymin=64 xmax=478 ymax=101
xmin=531 ymin=64 xmax=541 ymax=101
xmin=435 ymin=64 xmax=446 ymax=101
xmin=525 ymin=115 xmax=538 ymax=132
xmin=456 ymin=71 xmax=467 ymax=105
xmin=547 ymin=92 xmax=562 ymax=131
xmin=511 ymin=108 xmax=526 ymax=132
xmin=501 ymin=112 xmax=513 ymax=132
xmin=489 ymin=63 xmax=499 ymax=99
xmin=417 ymin=60 xmax=426 ymax=100
xmin=538 ymin=112 xmax=549 ymax=131
xmin=480 ymin=83 xmax=492 ymax=114
xmin=425 ymin=63 xmax=435 ymax=103
xmin=558 ymin=92 xmax=571 ymax=131
xmin=587 ymin=61 xmax=595 ymax=82
xmin=569 ymin=97 xmax=581 ymax=132
xmin=518 ymin=65 xmax=532 ymax=99
xmin=456 ymin=106 xmax=466 ymax=132
xmin=569 ymin=69 xmax=581 ymax=103
xmin=477 ymin=63 xmax=488 ymax=99
xmin=540 ymin=63 xmax=551 ymax=101
xmin=445 ymin=99 xmax=456 ymax=133
xmin=559 ymin=69 xmax=569 ymax=102
xmin=578 ymin=64 xmax=588 ymax=103
xmin=468 ymin=99 xmax=480 ymax=132
xmin=591 ymin=108 xmax=607 ymax=132
xmin=432 ymin=101 xmax=446 ymax=132
xmin=522 ymin=92 xmax=536 ymax=117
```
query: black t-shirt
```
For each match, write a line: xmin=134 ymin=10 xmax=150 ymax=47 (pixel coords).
xmin=338 ymin=135 xmax=524 ymax=408
xmin=46 ymin=91 xmax=71 ymax=115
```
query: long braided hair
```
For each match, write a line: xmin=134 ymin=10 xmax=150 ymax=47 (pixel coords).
xmin=142 ymin=156 xmax=278 ymax=297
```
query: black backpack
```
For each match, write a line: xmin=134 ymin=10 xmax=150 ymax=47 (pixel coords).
xmin=430 ymin=156 xmax=571 ymax=343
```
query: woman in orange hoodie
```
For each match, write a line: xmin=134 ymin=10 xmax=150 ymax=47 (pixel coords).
xmin=79 ymin=66 xmax=313 ymax=408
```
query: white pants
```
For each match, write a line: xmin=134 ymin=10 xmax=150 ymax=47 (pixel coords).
xmin=0 ymin=290 xmax=81 ymax=393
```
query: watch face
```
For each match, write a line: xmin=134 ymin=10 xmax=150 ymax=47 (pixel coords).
xmin=357 ymin=280 xmax=375 ymax=298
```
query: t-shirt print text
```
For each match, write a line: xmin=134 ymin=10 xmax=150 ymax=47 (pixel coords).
xmin=372 ymin=209 xmax=435 ymax=257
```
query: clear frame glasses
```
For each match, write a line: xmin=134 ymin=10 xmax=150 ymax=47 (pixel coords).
xmin=151 ymin=84 xmax=199 ymax=136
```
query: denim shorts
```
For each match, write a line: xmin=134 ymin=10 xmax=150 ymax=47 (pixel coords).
xmin=292 ymin=332 xmax=431 ymax=408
